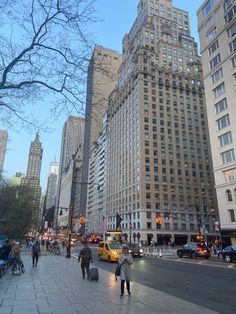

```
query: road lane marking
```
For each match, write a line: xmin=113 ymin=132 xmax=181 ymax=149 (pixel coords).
xmin=162 ymin=257 xmax=236 ymax=270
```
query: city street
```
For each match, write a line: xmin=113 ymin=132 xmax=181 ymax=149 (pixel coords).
xmin=73 ymin=245 xmax=236 ymax=314
xmin=0 ymin=250 xmax=219 ymax=314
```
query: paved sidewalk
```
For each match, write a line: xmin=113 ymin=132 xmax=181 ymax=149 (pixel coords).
xmin=0 ymin=253 xmax=219 ymax=314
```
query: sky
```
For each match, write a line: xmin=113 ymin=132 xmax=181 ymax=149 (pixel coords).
xmin=1 ymin=0 xmax=204 ymax=192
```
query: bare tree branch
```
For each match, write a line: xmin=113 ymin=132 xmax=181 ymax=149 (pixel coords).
xmin=0 ymin=0 xmax=100 ymax=129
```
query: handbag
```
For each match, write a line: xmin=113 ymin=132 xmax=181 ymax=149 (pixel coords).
xmin=115 ymin=263 xmax=121 ymax=277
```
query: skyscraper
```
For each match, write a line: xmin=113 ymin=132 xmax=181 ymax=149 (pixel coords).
xmin=42 ymin=161 xmax=59 ymax=229
xmin=0 ymin=130 xmax=8 ymax=178
xmin=21 ymin=133 xmax=43 ymax=227
xmin=45 ymin=162 xmax=59 ymax=210
xmin=197 ymin=0 xmax=236 ymax=245
xmin=55 ymin=116 xmax=84 ymax=228
xmin=105 ymin=0 xmax=218 ymax=245
xmin=80 ymin=46 xmax=122 ymax=219
xmin=86 ymin=114 xmax=108 ymax=234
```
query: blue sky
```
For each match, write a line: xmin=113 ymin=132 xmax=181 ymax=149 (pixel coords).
xmin=1 ymin=0 xmax=204 ymax=191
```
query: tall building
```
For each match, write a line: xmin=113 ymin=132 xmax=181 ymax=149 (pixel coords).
xmin=197 ymin=0 xmax=236 ymax=245
xmin=0 ymin=130 xmax=8 ymax=177
xmin=80 ymin=46 xmax=122 ymax=219
xmin=55 ymin=116 xmax=84 ymax=228
xmin=86 ymin=114 xmax=108 ymax=234
xmin=42 ymin=161 xmax=59 ymax=230
xmin=105 ymin=0 xmax=218 ymax=245
xmin=45 ymin=162 xmax=59 ymax=210
xmin=21 ymin=133 xmax=43 ymax=227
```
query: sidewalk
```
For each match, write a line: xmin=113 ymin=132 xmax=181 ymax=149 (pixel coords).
xmin=0 ymin=252 xmax=219 ymax=314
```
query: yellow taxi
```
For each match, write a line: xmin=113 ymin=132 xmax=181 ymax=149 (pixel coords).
xmin=97 ymin=241 xmax=123 ymax=262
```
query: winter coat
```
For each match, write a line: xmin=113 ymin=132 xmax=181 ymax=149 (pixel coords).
xmin=118 ymin=253 xmax=133 ymax=281
xmin=12 ymin=244 xmax=21 ymax=261
xmin=32 ymin=242 xmax=41 ymax=255
xmin=78 ymin=246 xmax=93 ymax=265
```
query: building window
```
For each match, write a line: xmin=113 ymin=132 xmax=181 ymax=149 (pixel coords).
xmin=165 ymin=223 xmax=170 ymax=230
xmin=227 ymin=21 xmax=236 ymax=37
xmin=173 ymin=223 xmax=178 ymax=230
xmin=222 ymin=149 xmax=235 ymax=163
xmin=225 ymin=5 xmax=236 ymax=23
xmin=228 ymin=209 xmax=236 ymax=222
xmin=210 ymin=53 xmax=221 ymax=70
xmin=229 ymin=37 xmax=236 ymax=52
xmin=226 ymin=189 xmax=233 ymax=202
xmin=217 ymin=114 xmax=230 ymax=130
xmin=213 ymin=82 xmax=225 ymax=98
xmin=206 ymin=16 xmax=215 ymax=30
xmin=209 ymin=40 xmax=219 ymax=55
xmin=207 ymin=27 xmax=217 ymax=42
xmin=219 ymin=131 xmax=233 ymax=146
xmin=224 ymin=0 xmax=234 ymax=12
xmin=146 ymin=211 xmax=152 ymax=219
xmin=224 ymin=168 xmax=236 ymax=182
xmin=215 ymin=98 xmax=227 ymax=114
xmin=204 ymin=0 xmax=214 ymax=16
xmin=231 ymin=55 xmax=236 ymax=68
xmin=190 ymin=224 xmax=195 ymax=232
xmin=211 ymin=68 xmax=223 ymax=84
xmin=181 ymin=223 xmax=186 ymax=231
xmin=147 ymin=222 xmax=152 ymax=229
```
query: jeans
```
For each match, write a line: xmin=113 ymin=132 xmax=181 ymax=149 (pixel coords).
xmin=81 ymin=262 xmax=89 ymax=278
xmin=32 ymin=253 xmax=39 ymax=266
xmin=121 ymin=280 xmax=130 ymax=295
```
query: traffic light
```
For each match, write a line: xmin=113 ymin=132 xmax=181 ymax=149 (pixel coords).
xmin=156 ymin=214 xmax=162 ymax=224
xmin=196 ymin=234 xmax=204 ymax=241
xmin=79 ymin=215 xmax=86 ymax=223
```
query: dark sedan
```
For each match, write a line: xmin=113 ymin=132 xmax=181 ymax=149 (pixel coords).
xmin=128 ymin=243 xmax=143 ymax=257
xmin=177 ymin=242 xmax=211 ymax=259
xmin=218 ymin=244 xmax=236 ymax=263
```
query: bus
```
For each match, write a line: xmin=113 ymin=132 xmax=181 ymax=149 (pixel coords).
xmin=104 ymin=230 xmax=122 ymax=242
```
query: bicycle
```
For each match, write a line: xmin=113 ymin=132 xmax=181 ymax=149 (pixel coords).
xmin=10 ymin=257 xmax=24 ymax=275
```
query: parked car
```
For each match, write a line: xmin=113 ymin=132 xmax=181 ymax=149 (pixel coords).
xmin=128 ymin=243 xmax=143 ymax=257
xmin=218 ymin=244 xmax=236 ymax=263
xmin=177 ymin=242 xmax=211 ymax=259
xmin=0 ymin=236 xmax=8 ymax=249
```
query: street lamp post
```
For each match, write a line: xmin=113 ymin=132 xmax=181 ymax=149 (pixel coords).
xmin=199 ymin=207 xmax=215 ymax=242
xmin=66 ymin=206 xmax=74 ymax=258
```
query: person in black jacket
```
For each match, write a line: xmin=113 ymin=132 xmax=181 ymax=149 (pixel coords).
xmin=32 ymin=240 xmax=41 ymax=267
xmin=78 ymin=243 xmax=93 ymax=279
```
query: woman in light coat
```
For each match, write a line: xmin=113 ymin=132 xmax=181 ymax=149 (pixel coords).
xmin=118 ymin=246 xmax=133 ymax=297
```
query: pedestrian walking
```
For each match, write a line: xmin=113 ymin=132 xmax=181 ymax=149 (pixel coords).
xmin=41 ymin=239 xmax=45 ymax=250
xmin=78 ymin=243 xmax=93 ymax=279
xmin=62 ymin=240 xmax=65 ymax=250
xmin=46 ymin=239 xmax=50 ymax=252
xmin=118 ymin=245 xmax=133 ymax=297
xmin=26 ymin=237 xmax=29 ymax=249
xmin=32 ymin=239 xmax=41 ymax=267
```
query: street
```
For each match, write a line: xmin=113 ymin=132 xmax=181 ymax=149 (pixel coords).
xmin=74 ymin=245 xmax=236 ymax=314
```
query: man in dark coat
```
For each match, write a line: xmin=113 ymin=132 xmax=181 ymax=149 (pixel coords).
xmin=78 ymin=243 xmax=93 ymax=279
xmin=32 ymin=239 xmax=41 ymax=267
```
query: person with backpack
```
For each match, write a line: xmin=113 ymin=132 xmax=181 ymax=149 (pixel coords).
xmin=78 ymin=243 xmax=93 ymax=279
xmin=32 ymin=239 xmax=41 ymax=267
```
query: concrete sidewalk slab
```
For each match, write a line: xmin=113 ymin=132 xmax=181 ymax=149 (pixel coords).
xmin=0 ymin=253 xmax=219 ymax=314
